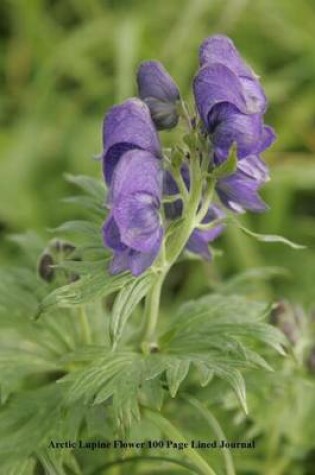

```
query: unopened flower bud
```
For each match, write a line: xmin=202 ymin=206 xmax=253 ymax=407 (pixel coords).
xmin=38 ymin=252 xmax=55 ymax=282
xmin=270 ymin=300 xmax=300 ymax=345
xmin=137 ymin=61 xmax=180 ymax=130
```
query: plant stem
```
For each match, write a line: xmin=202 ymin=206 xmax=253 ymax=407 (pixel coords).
xmin=196 ymin=178 xmax=215 ymax=223
xmin=166 ymin=151 xmax=203 ymax=265
xmin=89 ymin=455 xmax=199 ymax=475
xmin=79 ymin=305 xmax=91 ymax=344
xmin=145 ymin=409 xmax=218 ymax=475
xmin=183 ymin=395 xmax=236 ymax=475
xmin=141 ymin=271 xmax=166 ymax=351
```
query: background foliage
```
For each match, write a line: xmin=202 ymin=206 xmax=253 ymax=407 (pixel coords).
xmin=0 ymin=0 xmax=315 ymax=474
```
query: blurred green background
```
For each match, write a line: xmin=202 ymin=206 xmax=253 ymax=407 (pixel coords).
xmin=0 ymin=0 xmax=315 ymax=305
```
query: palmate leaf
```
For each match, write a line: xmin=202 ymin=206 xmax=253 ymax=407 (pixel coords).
xmin=57 ymin=294 xmax=287 ymax=426
xmin=39 ymin=261 xmax=132 ymax=311
xmin=159 ymin=294 xmax=288 ymax=413
xmin=110 ymin=272 xmax=154 ymax=347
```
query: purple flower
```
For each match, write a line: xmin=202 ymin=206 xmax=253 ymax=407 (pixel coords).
xmin=186 ymin=205 xmax=225 ymax=260
xmin=216 ymin=155 xmax=270 ymax=213
xmin=103 ymin=150 xmax=163 ymax=276
xmin=199 ymin=35 xmax=267 ymax=115
xmin=102 ymin=98 xmax=161 ymax=185
xmin=194 ymin=36 xmax=275 ymax=162
xmin=137 ymin=61 xmax=180 ymax=130
xmin=193 ymin=35 xmax=276 ymax=213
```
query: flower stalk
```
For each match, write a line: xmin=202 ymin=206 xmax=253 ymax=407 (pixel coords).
xmin=145 ymin=409 xmax=218 ymax=475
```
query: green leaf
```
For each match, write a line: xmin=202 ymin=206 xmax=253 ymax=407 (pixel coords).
xmin=39 ymin=264 xmax=132 ymax=311
xmin=211 ymin=143 xmax=237 ymax=179
xmin=166 ymin=359 xmax=190 ymax=397
xmin=236 ymin=224 xmax=306 ymax=250
xmin=0 ymin=457 xmax=36 ymax=475
xmin=194 ymin=363 xmax=214 ymax=387
xmin=160 ymin=294 xmax=288 ymax=411
xmin=65 ymin=174 xmax=105 ymax=202
xmin=214 ymin=365 xmax=248 ymax=414
xmin=0 ymin=385 xmax=67 ymax=457
xmin=111 ymin=273 xmax=153 ymax=348
xmin=62 ymin=195 xmax=105 ymax=216
xmin=52 ymin=220 xmax=103 ymax=246
xmin=140 ymin=379 xmax=165 ymax=410
xmin=216 ymin=266 xmax=290 ymax=295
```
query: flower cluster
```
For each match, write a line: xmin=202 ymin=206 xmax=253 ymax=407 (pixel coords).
xmin=194 ymin=35 xmax=275 ymax=213
xmin=101 ymin=35 xmax=275 ymax=275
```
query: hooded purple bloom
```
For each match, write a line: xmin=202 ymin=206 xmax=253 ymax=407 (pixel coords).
xmin=194 ymin=35 xmax=275 ymax=162
xmin=103 ymin=150 xmax=163 ymax=276
xmin=193 ymin=35 xmax=276 ymax=213
xmin=137 ymin=61 xmax=180 ymax=130
xmin=102 ymin=98 xmax=161 ymax=185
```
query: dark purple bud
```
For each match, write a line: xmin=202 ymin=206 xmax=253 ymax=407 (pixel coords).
xmin=52 ymin=240 xmax=76 ymax=254
xmin=38 ymin=252 xmax=55 ymax=283
xmin=137 ymin=61 xmax=180 ymax=130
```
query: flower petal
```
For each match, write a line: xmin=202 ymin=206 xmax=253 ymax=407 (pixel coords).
xmin=209 ymin=104 xmax=263 ymax=160
xmin=193 ymin=63 xmax=248 ymax=126
xmin=102 ymin=215 xmax=127 ymax=251
xmin=128 ymin=245 xmax=162 ymax=276
xmin=216 ymin=171 xmax=268 ymax=213
xmin=114 ymin=192 xmax=162 ymax=253
xmin=102 ymin=98 xmax=161 ymax=184
xmin=237 ymin=155 xmax=270 ymax=183
xmin=110 ymin=150 xmax=162 ymax=202
xmin=186 ymin=205 xmax=225 ymax=259
xmin=199 ymin=35 xmax=254 ymax=77
xmin=137 ymin=61 xmax=180 ymax=103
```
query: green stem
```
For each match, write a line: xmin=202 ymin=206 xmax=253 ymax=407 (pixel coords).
xmin=89 ymin=455 xmax=199 ymax=475
xmin=179 ymin=100 xmax=193 ymax=131
xmin=173 ymin=167 xmax=189 ymax=201
xmin=145 ymin=409 xmax=218 ymax=475
xmin=196 ymin=178 xmax=215 ymax=223
xmin=183 ymin=395 xmax=236 ymax=475
xmin=141 ymin=271 xmax=167 ymax=351
xmin=79 ymin=306 xmax=91 ymax=344
xmin=166 ymin=152 xmax=203 ymax=264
